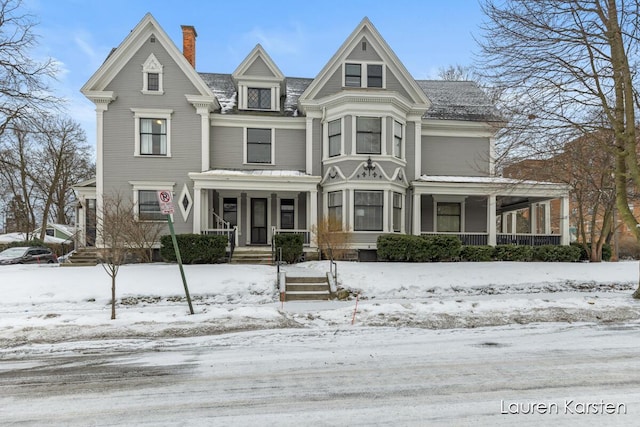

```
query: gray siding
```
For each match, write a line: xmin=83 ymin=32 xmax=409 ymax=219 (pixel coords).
xmin=385 ymin=68 xmax=412 ymax=101
xmin=211 ymin=126 xmax=243 ymax=168
xmin=466 ymin=197 xmax=488 ymax=232
xmin=102 ymin=39 xmax=202 ymax=234
xmin=245 ymin=57 xmax=274 ymax=77
xmin=346 ymin=36 xmax=382 ymax=61
xmin=405 ymin=121 xmax=416 ymax=179
xmin=422 ymin=136 xmax=490 ymax=176
xmin=275 ymin=129 xmax=306 ymax=170
xmin=312 ymin=119 xmax=322 ymax=176
xmin=315 ymin=68 xmax=343 ymax=99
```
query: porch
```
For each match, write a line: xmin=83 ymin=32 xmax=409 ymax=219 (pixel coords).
xmin=413 ymin=176 xmax=571 ymax=246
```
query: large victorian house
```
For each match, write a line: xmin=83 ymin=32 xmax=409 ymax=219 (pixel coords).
xmin=75 ymin=14 xmax=570 ymax=258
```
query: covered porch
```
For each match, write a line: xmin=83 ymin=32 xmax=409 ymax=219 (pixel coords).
xmin=188 ymin=170 xmax=321 ymax=248
xmin=412 ymin=176 xmax=570 ymax=246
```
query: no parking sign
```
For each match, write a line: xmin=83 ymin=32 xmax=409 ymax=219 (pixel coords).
xmin=157 ymin=190 xmax=174 ymax=215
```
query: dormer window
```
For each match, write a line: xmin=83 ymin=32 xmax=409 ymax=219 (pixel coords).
xmin=344 ymin=62 xmax=384 ymax=88
xmin=248 ymin=87 xmax=271 ymax=110
xmin=142 ymin=53 xmax=164 ymax=94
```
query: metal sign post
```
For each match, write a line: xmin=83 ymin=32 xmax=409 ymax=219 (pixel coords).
xmin=157 ymin=190 xmax=194 ymax=315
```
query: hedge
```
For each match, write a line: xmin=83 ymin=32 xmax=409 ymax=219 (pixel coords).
xmin=571 ymin=242 xmax=612 ymax=262
xmin=377 ymin=234 xmax=461 ymax=262
xmin=494 ymin=245 xmax=533 ymax=261
xmin=160 ymin=234 xmax=227 ymax=264
xmin=459 ymin=245 xmax=495 ymax=262
xmin=533 ymin=245 xmax=582 ymax=262
xmin=273 ymin=233 xmax=304 ymax=264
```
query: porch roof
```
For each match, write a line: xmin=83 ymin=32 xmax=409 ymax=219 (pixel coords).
xmin=189 ymin=169 xmax=321 ymax=192
xmin=413 ymin=175 xmax=569 ymax=198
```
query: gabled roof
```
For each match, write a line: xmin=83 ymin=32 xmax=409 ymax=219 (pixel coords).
xmin=81 ymin=13 xmax=214 ymax=99
xmin=232 ymin=44 xmax=285 ymax=82
xmin=298 ymin=17 xmax=430 ymax=107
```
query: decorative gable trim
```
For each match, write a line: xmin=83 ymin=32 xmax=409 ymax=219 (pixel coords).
xmin=299 ymin=17 xmax=430 ymax=110
xmin=141 ymin=53 xmax=164 ymax=94
xmin=81 ymin=13 xmax=214 ymax=99
xmin=232 ymin=44 xmax=285 ymax=81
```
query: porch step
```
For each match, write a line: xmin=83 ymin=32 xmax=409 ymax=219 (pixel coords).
xmin=230 ymin=249 xmax=272 ymax=265
xmin=61 ymin=248 xmax=98 ymax=267
xmin=284 ymin=275 xmax=332 ymax=301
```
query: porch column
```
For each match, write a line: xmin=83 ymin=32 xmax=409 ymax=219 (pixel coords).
xmin=309 ymin=188 xmax=318 ymax=248
xmin=530 ymin=204 xmax=538 ymax=234
xmin=412 ymin=192 xmax=421 ymax=235
xmin=193 ymin=187 xmax=202 ymax=234
xmin=487 ymin=195 xmax=496 ymax=246
xmin=560 ymin=196 xmax=570 ymax=245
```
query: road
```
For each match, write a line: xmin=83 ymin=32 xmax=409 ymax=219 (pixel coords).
xmin=1 ymin=323 xmax=639 ymax=426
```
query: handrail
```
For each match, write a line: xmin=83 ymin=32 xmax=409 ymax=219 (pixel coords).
xmin=211 ymin=211 xmax=231 ymax=230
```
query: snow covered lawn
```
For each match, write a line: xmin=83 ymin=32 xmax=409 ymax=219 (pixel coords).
xmin=1 ymin=260 xmax=639 ymax=347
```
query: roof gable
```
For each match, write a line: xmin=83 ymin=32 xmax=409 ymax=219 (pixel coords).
xmin=232 ymin=44 xmax=284 ymax=82
xmin=81 ymin=13 xmax=213 ymax=98
xmin=299 ymin=17 xmax=429 ymax=107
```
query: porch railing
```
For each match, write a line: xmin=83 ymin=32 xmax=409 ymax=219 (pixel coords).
xmin=496 ymin=233 xmax=561 ymax=246
xmin=422 ymin=232 xmax=561 ymax=246
xmin=271 ymin=228 xmax=311 ymax=246
xmin=421 ymin=232 xmax=488 ymax=246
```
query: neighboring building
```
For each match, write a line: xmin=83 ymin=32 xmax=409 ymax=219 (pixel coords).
xmin=75 ymin=14 xmax=570 ymax=256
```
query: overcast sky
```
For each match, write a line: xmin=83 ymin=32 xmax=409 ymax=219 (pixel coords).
xmin=23 ymin=0 xmax=486 ymax=148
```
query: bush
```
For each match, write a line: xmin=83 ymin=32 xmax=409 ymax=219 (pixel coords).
xmin=533 ymin=245 xmax=582 ymax=262
xmin=273 ymin=233 xmax=304 ymax=264
xmin=160 ymin=234 xmax=227 ymax=264
xmin=422 ymin=235 xmax=462 ymax=261
xmin=460 ymin=245 xmax=495 ymax=262
xmin=571 ymin=242 xmax=612 ymax=261
xmin=494 ymin=245 xmax=533 ymax=261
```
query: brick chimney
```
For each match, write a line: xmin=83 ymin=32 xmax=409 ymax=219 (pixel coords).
xmin=181 ymin=25 xmax=197 ymax=68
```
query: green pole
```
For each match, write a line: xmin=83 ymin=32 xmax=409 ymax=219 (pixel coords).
xmin=167 ymin=214 xmax=194 ymax=314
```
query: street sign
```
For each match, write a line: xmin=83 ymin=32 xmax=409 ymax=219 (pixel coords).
xmin=157 ymin=190 xmax=175 ymax=215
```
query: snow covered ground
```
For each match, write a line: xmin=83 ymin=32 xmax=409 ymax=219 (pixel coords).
xmin=0 ymin=260 xmax=639 ymax=347
xmin=2 ymin=261 xmax=640 ymax=425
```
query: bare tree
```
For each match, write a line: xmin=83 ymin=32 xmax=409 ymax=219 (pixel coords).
xmin=312 ymin=216 xmax=353 ymax=261
xmin=477 ymin=0 xmax=640 ymax=297
xmin=0 ymin=0 xmax=58 ymax=139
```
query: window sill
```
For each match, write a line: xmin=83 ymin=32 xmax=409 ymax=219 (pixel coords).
xmin=135 ymin=154 xmax=172 ymax=158
xmin=141 ymin=90 xmax=164 ymax=95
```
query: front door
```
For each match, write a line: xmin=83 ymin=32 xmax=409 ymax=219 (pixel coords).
xmin=251 ymin=198 xmax=268 ymax=244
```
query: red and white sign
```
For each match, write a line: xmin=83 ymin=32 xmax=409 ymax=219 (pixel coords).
xmin=157 ymin=190 xmax=174 ymax=215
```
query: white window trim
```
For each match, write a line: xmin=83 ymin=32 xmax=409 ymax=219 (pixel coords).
xmin=353 ymin=189 xmax=386 ymax=233
xmin=342 ymin=61 xmax=386 ymax=89
xmin=324 ymin=117 xmax=344 ymax=160
xmin=352 ymin=116 xmax=386 ymax=156
xmin=131 ymin=108 xmax=173 ymax=157
xmin=244 ymin=127 xmax=275 ymax=165
xmin=393 ymin=120 xmax=404 ymax=160
xmin=323 ymin=190 xmax=346 ymax=231
xmin=238 ymin=82 xmax=280 ymax=111
xmin=129 ymin=181 xmax=175 ymax=222
xmin=141 ymin=53 xmax=164 ymax=95
xmin=432 ymin=195 xmax=467 ymax=233
xmin=277 ymin=197 xmax=298 ymax=230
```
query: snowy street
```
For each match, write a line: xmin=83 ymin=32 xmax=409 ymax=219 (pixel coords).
xmin=1 ymin=323 xmax=638 ymax=426
xmin=1 ymin=261 xmax=639 ymax=425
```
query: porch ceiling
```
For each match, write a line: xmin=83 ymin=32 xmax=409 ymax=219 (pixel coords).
xmin=413 ymin=175 xmax=569 ymax=198
xmin=189 ymin=169 xmax=321 ymax=192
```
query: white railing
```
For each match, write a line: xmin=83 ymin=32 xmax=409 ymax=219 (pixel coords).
xmin=272 ymin=228 xmax=311 ymax=246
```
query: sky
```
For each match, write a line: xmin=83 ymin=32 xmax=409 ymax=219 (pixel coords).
xmin=21 ymin=0 xmax=486 ymax=150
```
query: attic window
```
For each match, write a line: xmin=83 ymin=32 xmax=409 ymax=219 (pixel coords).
xmin=150 ymin=36 xmax=156 ymax=43
xmin=362 ymin=41 xmax=367 ymax=51
xmin=247 ymin=88 xmax=271 ymax=109
xmin=141 ymin=53 xmax=164 ymax=95
xmin=344 ymin=62 xmax=384 ymax=88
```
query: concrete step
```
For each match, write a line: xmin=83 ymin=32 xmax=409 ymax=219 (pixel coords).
xmin=283 ymin=275 xmax=332 ymax=301
xmin=285 ymin=290 xmax=331 ymax=301
xmin=286 ymin=283 xmax=330 ymax=292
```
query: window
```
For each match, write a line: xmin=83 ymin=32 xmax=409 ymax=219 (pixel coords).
xmin=147 ymin=73 xmax=159 ymax=91
xmin=437 ymin=202 xmax=461 ymax=232
xmin=345 ymin=63 xmax=361 ymax=87
xmin=142 ymin=53 xmax=163 ymax=94
xmin=280 ymin=199 xmax=295 ymax=229
xmin=140 ymin=118 xmax=167 ymax=155
xmin=393 ymin=192 xmax=402 ymax=232
xmin=132 ymin=109 xmax=172 ymax=157
xmin=367 ymin=64 xmax=383 ymax=88
xmin=328 ymin=191 xmax=343 ymax=230
xmin=223 ymin=198 xmax=237 ymax=227
xmin=138 ymin=190 xmax=164 ymax=221
xmin=356 ymin=117 xmax=381 ymax=154
xmin=354 ymin=190 xmax=383 ymax=231
xmin=247 ymin=88 xmax=271 ymax=109
xmin=328 ymin=119 xmax=341 ymax=157
xmin=247 ymin=128 xmax=272 ymax=164
xmin=393 ymin=120 xmax=402 ymax=158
